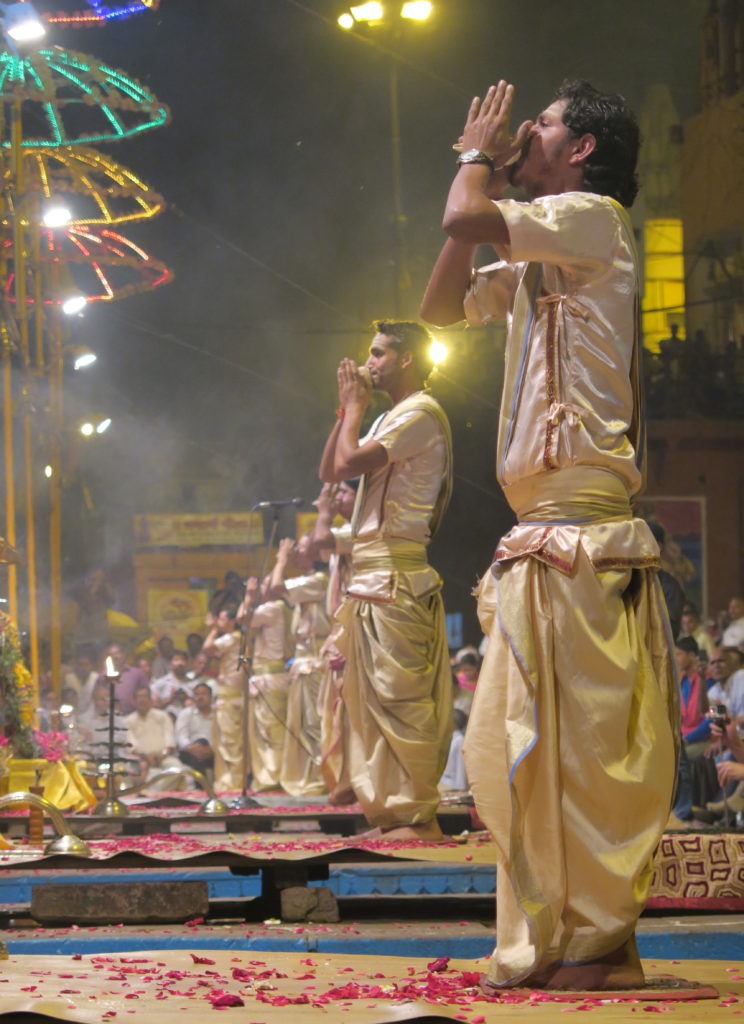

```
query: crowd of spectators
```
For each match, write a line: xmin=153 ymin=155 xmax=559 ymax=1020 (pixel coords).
xmin=645 ymin=329 xmax=744 ymax=420
xmin=40 ymin=632 xmax=218 ymax=792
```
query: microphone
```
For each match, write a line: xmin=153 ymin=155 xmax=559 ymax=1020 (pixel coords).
xmin=254 ymin=497 xmax=305 ymax=511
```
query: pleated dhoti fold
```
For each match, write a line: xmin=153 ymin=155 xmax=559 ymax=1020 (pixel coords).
xmin=464 ymin=468 xmax=679 ymax=986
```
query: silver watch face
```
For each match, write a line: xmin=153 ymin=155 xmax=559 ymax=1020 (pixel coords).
xmin=459 ymin=148 xmax=490 ymax=164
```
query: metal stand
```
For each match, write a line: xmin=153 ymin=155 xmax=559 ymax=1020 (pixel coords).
xmin=93 ymin=670 xmax=129 ymax=817
xmin=230 ymin=505 xmax=282 ymax=810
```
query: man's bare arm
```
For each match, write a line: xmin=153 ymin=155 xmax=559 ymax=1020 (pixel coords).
xmin=264 ymin=537 xmax=293 ymax=601
xmin=309 ymin=483 xmax=337 ymax=557
xmin=325 ymin=358 xmax=388 ymax=481
xmin=319 ymin=419 xmax=342 ymax=483
xmin=333 ymin=407 xmax=388 ymax=479
xmin=420 ymin=238 xmax=477 ymax=326
xmin=443 ymin=165 xmax=511 ymax=245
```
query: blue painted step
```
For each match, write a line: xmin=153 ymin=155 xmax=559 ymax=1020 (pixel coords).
xmin=1 ymin=930 xmax=741 ymax=961
xmin=0 ymin=864 xmax=497 ymax=903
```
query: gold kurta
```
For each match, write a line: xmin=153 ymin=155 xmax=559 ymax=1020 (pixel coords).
xmin=319 ymin=525 xmax=354 ymax=795
xmin=212 ymin=630 xmax=246 ymax=792
xmin=462 ymin=192 xmax=679 ymax=985
xmin=280 ymin=572 xmax=330 ymax=797
xmin=248 ymin=600 xmax=290 ymax=791
xmin=335 ymin=391 xmax=454 ymax=828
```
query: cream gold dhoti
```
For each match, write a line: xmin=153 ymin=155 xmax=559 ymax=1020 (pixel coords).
xmin=248 ymin=659 xmax=289 ymax=791
xmin=335 ymin=540 xmax=453 ymax=828
xmin=318 ymin=631 xmax=350 ymax=795
xmin=280 ymin=656 xmax=325 ymax=797
xmin=464 ymin=468 xmax=679 ymax=986
xmin=214 ymin=688 xmax=245 ymax=791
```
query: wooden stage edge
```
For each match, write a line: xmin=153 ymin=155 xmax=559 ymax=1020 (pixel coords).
xmin=0 ymin=950 xmax=739 ymax=1023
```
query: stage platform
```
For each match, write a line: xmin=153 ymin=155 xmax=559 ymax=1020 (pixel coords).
xmin=0 ymin=793 xmax=474 ymax=837
xmin=0 ymin=950 xmax=738 ymax=1023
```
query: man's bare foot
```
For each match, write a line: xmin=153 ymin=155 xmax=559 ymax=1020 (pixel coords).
xmin=328 ymin=784 xmax=356 ymax=806
xmin=354 ymin=826 xmax=383 ymax=840
xmin=481 ymin=935 xmax=645 ymax=993
xmin=378 ymin=819 xmax=445 ymax=841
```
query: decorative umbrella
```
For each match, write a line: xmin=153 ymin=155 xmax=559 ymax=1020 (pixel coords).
xmin=0 ymin=46 xmax=170 ymax=147
xmin=3 ymin=225 xmax=172 ymax=303
xmin=7 ymin=145 xmax=164 ymax=225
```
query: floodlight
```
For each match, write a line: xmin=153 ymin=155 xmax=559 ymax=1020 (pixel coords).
xmin=1 ymin=2 xmax=45 ymax=42
xmin=80 ymin=422 xmax=94 ymax=436
xmin=401 ymin=1 xmax=432 ymax=20
xmin=44 ymin=464 xmax=52 ymax=478
xmin=43 ymin=204 xmax=72 ymax=228
xmin=73 ymin=351 xmax=97 ymax=371
xmin=96 ymin=418 xmax=111 ymax=434
xmin=350 ymin=2 xmax=383 ymax=21
xmin=429 ymin=337 xmax=447 ymax=364
xmin=62 ymin=295 xmax=87 ymax=315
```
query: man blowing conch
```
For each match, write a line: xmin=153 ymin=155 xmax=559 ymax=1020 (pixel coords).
xmin=421 ymin=79 xmax=678 ymax=991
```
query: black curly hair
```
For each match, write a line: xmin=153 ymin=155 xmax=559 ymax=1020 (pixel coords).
xmin=556 ymin=80 xmax=640 ymax=208
xmin=372 ymin=319 xmax=434 ymax=381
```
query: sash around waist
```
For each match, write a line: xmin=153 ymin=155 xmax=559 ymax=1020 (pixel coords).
xmin=495 ymin=466 xmax=660 ymax=575
xmin=351 ymin=538 xmax=429 ymax=572
xmin=348 ymin=538 xmax=441 ymax=601
xmin=503 ymin=465 xmax=632 ymax=523
xmin=251 ymin=659 xmax=286 ymax=675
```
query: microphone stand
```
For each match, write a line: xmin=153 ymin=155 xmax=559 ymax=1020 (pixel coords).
xmin=229 ymin=503 xmax=283 ymax=810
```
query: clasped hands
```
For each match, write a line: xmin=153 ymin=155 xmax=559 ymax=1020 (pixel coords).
xmin=337 ymin=357 xmax=370 ymax=412
xmin=458 ymin=80 xmax=533 ymax=194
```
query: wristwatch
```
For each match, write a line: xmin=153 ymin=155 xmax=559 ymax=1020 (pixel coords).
xmin=457 ymin=148 xmax=495 ymax=171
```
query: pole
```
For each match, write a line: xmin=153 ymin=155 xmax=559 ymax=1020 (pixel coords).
xmin=11 ymin=99 xmax=40 ymax=689
xmin=2 ymin=329 xmax=17 ymax=622
xmin=388 ymin=61 xmax=410 ymax=316
xmin=48 ymin=310 xmax=63 ymax=697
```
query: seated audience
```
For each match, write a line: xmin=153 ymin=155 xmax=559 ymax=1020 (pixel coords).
xmin=151 ymin=649 xmax=192 ymax=717
xmin=125 ymin=684 xmax=185 ymax=791
xmin=440 ymin=707 xmax=468 ymax=792
xmin=175 ymin=682 xmax=215 ymax=779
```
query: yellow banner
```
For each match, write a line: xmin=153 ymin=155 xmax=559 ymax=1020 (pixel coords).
xmin=134 ymin=513 xmax=263 ymax=548
xmin=147 ymin=588 xmax=209 ymax=648
xmin=295 ymin=512 xmax=347 ymax=537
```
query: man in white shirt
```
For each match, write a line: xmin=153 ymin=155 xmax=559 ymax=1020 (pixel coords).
xmin=151 ymin=650 xmax=192 ymax=717
xmin=175 ymin=682 xmax=215 ymax=776
xmin=125 ymin=684 xmax=184 ymax=790
xmin=707 ymin=647 xmax=744 ymax=724
xmin=74 ymin=681 xmax=131 ymax=768
xmin=721 ymin=596 xmax=744 ymax=649
xmin=187 ymin=650 xmax=216 ymax=695
xmin=64 ymin=649 xmax=99 ymax=714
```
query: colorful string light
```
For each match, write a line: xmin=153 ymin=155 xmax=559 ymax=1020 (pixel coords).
xmin=46 ymin=2 xmax=158 ymax=27
xmin=0 ymin=47 xmax=170 ymax=147
xmin=6 ymin=145 xmax=165 ymax=226
xmin=3 ymin=226 xmax=172 ymax=304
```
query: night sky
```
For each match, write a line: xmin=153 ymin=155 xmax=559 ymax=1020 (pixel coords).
xmin=39 ymin=0 xmax=706 ymax=640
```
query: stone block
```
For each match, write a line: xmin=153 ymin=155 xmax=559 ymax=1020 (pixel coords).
xmin=31 ymin=880 xmax=209 ymax=925
xmin=279 ymin=885 xmax=339 ymax=923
